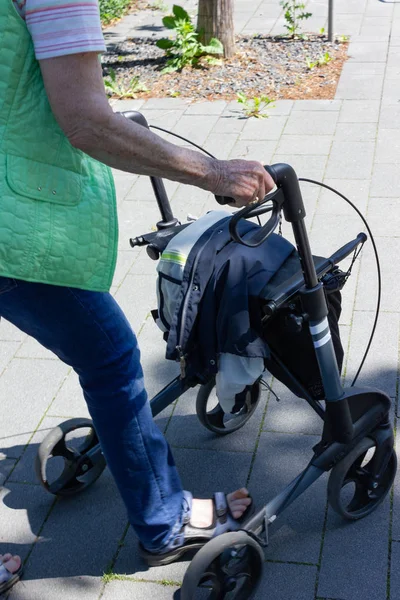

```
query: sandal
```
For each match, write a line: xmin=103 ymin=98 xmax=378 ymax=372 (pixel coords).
xmin=140 ymin=491 xmax=255 ymax=566
xmin=0 ymin=556 xmax=22 ymax=594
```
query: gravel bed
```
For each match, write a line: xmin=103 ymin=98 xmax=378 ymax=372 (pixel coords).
xmin=102 ymin=34 xmax=348 ymax=101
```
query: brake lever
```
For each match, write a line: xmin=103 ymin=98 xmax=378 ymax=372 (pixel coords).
xmin=228 ymin=187 xmax=285 ymax=247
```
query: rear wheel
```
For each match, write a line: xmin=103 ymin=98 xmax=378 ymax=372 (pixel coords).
xmin=35 ymin=418 xmax=106 ymax=496
xmin=196 ymin=378 xmax=261 ymax=435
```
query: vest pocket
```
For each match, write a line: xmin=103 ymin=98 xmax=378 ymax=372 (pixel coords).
xmin=6 ymin=154 xmax=82 ymax=206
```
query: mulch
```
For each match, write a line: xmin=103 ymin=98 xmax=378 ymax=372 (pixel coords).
xmin=102 ymin=33 xmax=348 ymax=101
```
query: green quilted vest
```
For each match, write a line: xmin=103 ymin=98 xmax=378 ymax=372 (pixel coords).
xmin=0 ymin=1 xmax=118 ymax=291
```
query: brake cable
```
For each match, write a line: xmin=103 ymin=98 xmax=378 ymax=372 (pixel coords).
xmin=148 ymin=125 xmax=381 ymax=386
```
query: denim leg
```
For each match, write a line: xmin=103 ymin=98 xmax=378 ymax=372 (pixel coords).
xmin=0 ymin=277 xmax=183 ymax=551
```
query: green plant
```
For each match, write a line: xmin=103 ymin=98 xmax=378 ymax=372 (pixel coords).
xmin=104 ymin=68 xmax=149 ymax=98
xmin=99 ymin=0 xmax=132 ymax=25
xmin=156 ymin=4 xmax=223 ymax=73
xmin=337 ymin=34 xmax=349 ymax=43
xmin=237 ymin=92 xmax=275 ymax=119
xmin=280 ymin=0 xmax=312 ymax=38
xmin=319 ymin=27 xmax=325 ymax=35
xmin=306 ymin=51 xmax=332 ymax=70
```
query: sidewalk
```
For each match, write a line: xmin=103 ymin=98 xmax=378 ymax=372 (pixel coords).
xmin=2 ymin=0 xmax=400 ymax=599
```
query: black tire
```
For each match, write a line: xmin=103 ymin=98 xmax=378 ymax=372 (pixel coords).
xmin=327 ymin=436 xmax=397 ymax=520
xmin=196 ymin=378 xmax=261 ymax=435
xmin=181 ymin=531 xmax=264 ymax=600
xmin=35 ymin=418 xmax=106 ymax=496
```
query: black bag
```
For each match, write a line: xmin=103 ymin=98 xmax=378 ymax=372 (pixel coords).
xmin=262 ymin=289 xmax=344 ymax=401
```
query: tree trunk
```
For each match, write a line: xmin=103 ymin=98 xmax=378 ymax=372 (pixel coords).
xmin=197 ymin=0 xmax=235 ymax=59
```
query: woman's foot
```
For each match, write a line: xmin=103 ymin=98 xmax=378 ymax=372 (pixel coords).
xmin=140 ymin=488 xmax=254 ymax=566
xmin=0 ymin=554 xmax=21 ymax=575
xmin=0 ymin=553 xmax=22 ymax=593
xmin=189 ymin=488 xmax=252 ymax=528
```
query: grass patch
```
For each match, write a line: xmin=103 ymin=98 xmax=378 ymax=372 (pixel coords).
xmin=100 ymin=0 xmax=134 ymax=26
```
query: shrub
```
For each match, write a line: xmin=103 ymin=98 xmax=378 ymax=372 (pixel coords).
xmin=99 ymin=0 xmax=132 ymax=26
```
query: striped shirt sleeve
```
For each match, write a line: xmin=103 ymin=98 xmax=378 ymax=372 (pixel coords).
xmin=25 ymin=0 xmax=106 ymax=60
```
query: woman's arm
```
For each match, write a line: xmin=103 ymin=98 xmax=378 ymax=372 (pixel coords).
xmin=39 ymin=53 xmax=274 ymax=206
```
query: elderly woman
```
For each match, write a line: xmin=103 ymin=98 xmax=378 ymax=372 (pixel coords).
xmin=0 ymin=0 xmax=274 ymax=582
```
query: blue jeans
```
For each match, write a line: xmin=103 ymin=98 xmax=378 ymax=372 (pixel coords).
xmin=0 ymin=276 xmax=184 ymax=552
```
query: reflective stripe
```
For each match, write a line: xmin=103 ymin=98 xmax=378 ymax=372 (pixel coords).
xmin=313 ymin=331 xmax=331 ymax=348
xmin=310 ymin=318 xmax=329 ymax=335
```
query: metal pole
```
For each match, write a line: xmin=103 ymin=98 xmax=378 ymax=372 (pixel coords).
xmin=328 ymin=0 xmax=334 ymax=42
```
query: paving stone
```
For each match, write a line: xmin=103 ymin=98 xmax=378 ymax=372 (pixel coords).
xmin=336 ymin=64 xmax=385 ymax=100
xmin=0 ymin=340 xmax=19 ymax=372
xmin=391 ymin=419 xmax=400 ymax=541
xmin=8 ymin=576 xmax=103 ymax=600
xmin=111 ymin=98 xmax=145 ymax=113
xmin=112 ymin=171 xmax=137 ymax=204
xmin=308 ymin=213 xmax=361 ymax=257
xmin=183 ymin=100 xmax=227 ymax=115
xmin=170 ymin=115 xmax=219 ymax=146
xmin=318 ymin=492 xmax=391 ymax=599
xmin=379 ymin=104 xmax=400 ymax=129
xmin=334 ymin=121 xmax=377 ymax=141
xmin=141 ymin=98 xmax=191 ymax=110
xmin=248 ymin=431 xmax=327 ymax=564
xmin=0 ymin=319 xmax=26 ymax=342
xmin=268 ymin=99 xmax=294 ymax=115
xmin=367 ymin=197 xmax=400 ymax=236
xmin=391 ymin=542 xmax=400 ymax=600
xmin=0 ymin=482 xmax=53 ymax=562
xmin=213 ymin=113 xmax=248 ymax=135
xmin=241 ymin=116 xmax=289 ymax=140
xmin=16 ymin=337 xmax=57 ymax=360
xmin=284 ymin=111 xmax=339 ymax=136
xmin=276 ymin=134 xmax=332 ymax=155
xmin=112 ymin=250 xmax=137 ymax=289
xmin=0 ymin=458 xmax=16 ymax=486
xmin=0 ymin=358 xmax=69 ymax=439
xmin=102 ymin=580 xmax=179 ymax=600
xmin=48 ymin=371 xmax=89 ymax=419
xmin=205 ymin=132 xmax=240 ymax=159
xmin=382 ymin=78 xmax=400 ymax=101
xmin=271 ymin=154 xmax=327 ymax=180
xmin=317 ymin=178 xmax=370 ymax=214
xmin=347 ymin=41 xmax=388 ymax=62
xmin=230 ymin=140 xmax=278 ymax=162
xmin=356 ymin=236 xmax=400 ymax=312
xmin=370 ymin=163 xmax=400 ymax=197
xmin=114 ymin=275 xmax=156 ymax=334
xmin=339 ymin=99 xmax=380 ymax=123
xmin=254 ymin=563 xmax=317 ymax=600
xmin=344 ymin=311 xmax=399 ymax=397
xmin=292 ymin=99 xmax=342 ymax=112
xmin=324 ymin=141 xmax=375 ymax=180
xmin=262 ymin=380 xmax=324 ymax=436
xmin=20 ymin=469 xmax=126 ymax=581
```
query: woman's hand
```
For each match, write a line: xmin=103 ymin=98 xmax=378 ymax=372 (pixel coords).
xmin=210 ymin=159 xmax=275 ymax=207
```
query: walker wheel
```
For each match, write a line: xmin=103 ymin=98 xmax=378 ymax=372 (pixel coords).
xmin=196 ymin=379 xmax=261 ymax=435
xmin=35 ymin=418 xmax=106 ymax=496
xmin=181 ymin=531 xmax=264 ymax=600
xmin=327 ymin=436 xmax=397 ymax=520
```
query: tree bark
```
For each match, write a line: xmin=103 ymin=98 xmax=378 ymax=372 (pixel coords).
xmin=197 ymin=0 xmax=235 ymax=59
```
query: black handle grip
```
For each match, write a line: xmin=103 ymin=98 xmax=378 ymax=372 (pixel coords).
xmin=215 ymin=165 xmax=278 ymax=206
xmin=215 ymin=194 xmax=234 ymax=205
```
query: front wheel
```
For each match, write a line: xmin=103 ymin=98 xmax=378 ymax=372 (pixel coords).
xmin=181 ymin=531 xmax=264 ymax=600
xmin=327 ymin=436 xmax=397 ymax=520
